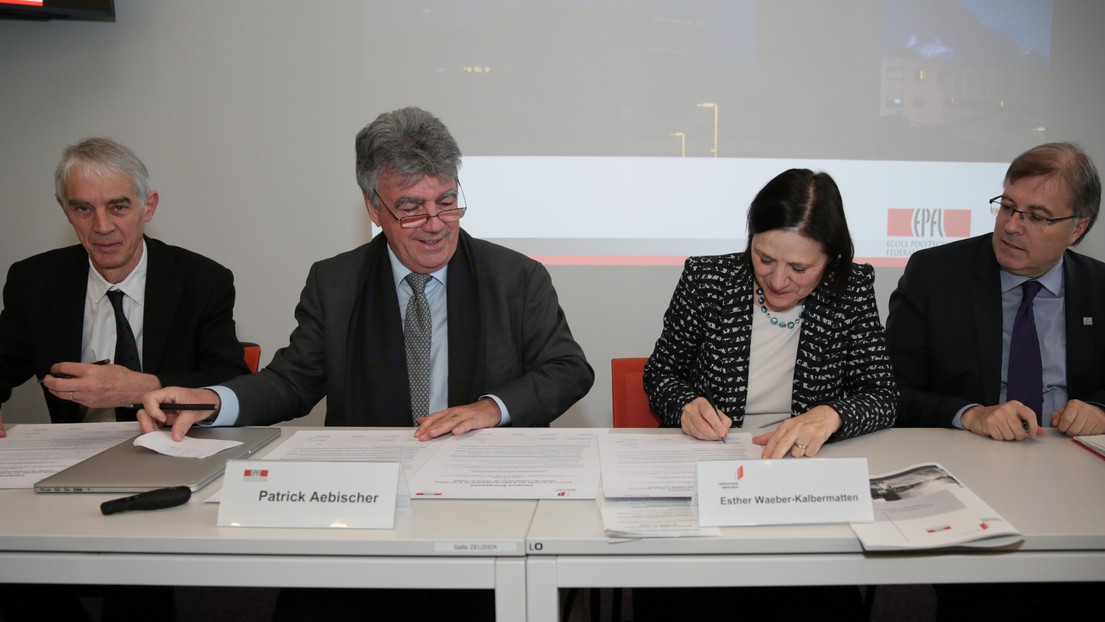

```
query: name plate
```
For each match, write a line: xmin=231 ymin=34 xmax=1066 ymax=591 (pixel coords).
xmin=218 ymin=460 xmax=401 ymax=529
xmin=697 ymin=458 xmax=873 ymax=527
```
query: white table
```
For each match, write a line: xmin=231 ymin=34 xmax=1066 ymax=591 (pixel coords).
xmin=0 ymin=427 xmax=534 ymax=621
xmin=524 ymin=428 xmax=1105 ymax=622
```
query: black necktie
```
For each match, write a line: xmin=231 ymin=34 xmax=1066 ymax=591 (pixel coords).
xmin=1007 ymin=280 xmax=1044 ymax=424
xmin=106 ymin=289 xmax=141 ymax=420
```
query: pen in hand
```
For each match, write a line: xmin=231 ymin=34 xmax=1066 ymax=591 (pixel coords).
xmin=39 ymin=358 xmax=111 ymax=382
xmin=125 ymin=403 xmax=218 ymax=411
xmin=702 ymin=390 xmax=727 ymax=444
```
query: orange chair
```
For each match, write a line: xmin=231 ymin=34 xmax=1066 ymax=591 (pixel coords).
xmin=611 ymin=357 xmax=661 ymax=428
xmin=240 ymin=342 xmax=262 ymax=374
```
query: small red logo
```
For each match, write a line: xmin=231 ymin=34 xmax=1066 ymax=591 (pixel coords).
xmin=243 ymin=469 xmax=268 ymax=481
xmin=736 ymin=465 xmax=744 ymax=480
xmin=556 ymin=491 xmax=568 ymax=497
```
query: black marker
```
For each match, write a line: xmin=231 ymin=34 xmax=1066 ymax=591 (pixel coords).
xmin=39 ymin=358 xmax=111 ymax=382
xmin=125 ymin=403 xmax=218 ymax=411
xmin=101 ymin=486 xmax=191 ymax=515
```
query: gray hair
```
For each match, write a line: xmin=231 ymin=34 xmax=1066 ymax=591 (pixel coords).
xmin=55 ymin=137 xmax=152 ymax=204
xmin=355 ymin=107 xmax=462 ymax=204
xmin=1005 ymin=141 xmax=1101 ymax=243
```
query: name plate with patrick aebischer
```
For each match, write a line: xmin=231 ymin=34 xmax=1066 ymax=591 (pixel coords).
xmin=218 ymin=460 xmax=401 ymax=529
xmin=696 ymin=458 xmax=873 ymax=527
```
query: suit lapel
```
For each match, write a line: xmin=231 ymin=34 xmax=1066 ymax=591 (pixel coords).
xmin=1063 ymin=252 xmax=1094 ymax=395
xmin=141 ymin=240 xmax=181 ymax=374
xmin=55 ymin=248 xmax=88 ymax=364
xmin=972 ymin=238 xmax=1003 ymax=405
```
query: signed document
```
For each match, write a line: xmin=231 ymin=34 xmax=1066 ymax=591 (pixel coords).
xmin=406 ymin=428 xmax=601 ymax=499
xmin=598 ymin=431 xmax=757 ymax=498
xmin=262 ymin=429 xmax=446 ymax=481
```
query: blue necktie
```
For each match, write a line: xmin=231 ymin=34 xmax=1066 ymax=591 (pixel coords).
xmin=1007 ymin=280 xmax=1044 ymax=424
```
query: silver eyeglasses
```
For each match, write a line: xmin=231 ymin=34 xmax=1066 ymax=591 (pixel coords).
xmin=989 ymin=195 xmax=1080 ymax=233
xmin=374 ymin=182 xmax=467 ymax=229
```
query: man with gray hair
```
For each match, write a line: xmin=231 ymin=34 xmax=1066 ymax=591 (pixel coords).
xmin=142 ymin=107 xmax=594 ymax=441
xmin=0 ymin=137 xmax=249 ymax=437
xmin=888 ymin=142 xmax=1105 ymax=441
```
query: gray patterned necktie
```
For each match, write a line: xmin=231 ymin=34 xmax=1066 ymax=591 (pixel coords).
xmin=404 ymin=272 xmax=432 ymax=423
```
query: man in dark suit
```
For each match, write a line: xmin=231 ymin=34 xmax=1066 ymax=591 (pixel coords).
xmin=0 ymin=137 xmax=249 ymax=437
xmin=141 ymin=106 xmax=594 ymax=441
xmin=887 ymin=142 xmax=1105 ymax=441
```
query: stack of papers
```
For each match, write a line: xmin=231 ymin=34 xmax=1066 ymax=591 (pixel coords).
xmin=596 ymin=431 xmax=758 ymax=539
xmin=0 ymin=423 xmax=140 ymax=489
xmin=1073 ymin=434 xmax=1105 ymax=459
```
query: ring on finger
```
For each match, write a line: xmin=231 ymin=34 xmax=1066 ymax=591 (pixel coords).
xmin=69 ymin=391 xmax=74 ymax=401
xmin=795 ymin=442 xmax=808 ymax=449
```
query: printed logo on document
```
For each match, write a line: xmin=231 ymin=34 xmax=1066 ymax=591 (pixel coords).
xmin=243 ymin=469 xmax=269 ymax=481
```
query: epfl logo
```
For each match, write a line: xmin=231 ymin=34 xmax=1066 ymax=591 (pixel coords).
xmin=887 ymin=208 xmax=970 ymax=238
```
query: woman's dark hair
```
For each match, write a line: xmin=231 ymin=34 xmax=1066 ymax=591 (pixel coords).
xmin=742 ymin=168 xmax=854 ymax=296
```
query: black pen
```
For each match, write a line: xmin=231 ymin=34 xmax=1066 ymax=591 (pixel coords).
xmin=125 ymin=403 xmax=218 ymax=411
xmin=702 ymin=389 xmax=727 ymax=444
xmin=39 ymin=358 xmax=111 ymax=382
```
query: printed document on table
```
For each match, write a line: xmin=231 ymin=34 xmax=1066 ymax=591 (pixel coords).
xmin=262 ymin=429 xmax=446 ymax=481
xmin=599 ymin=431 xmax=757 ymax=498
xmin=851 ymin=463 xmax=1022 ymax=550
xmin=598 ymin=492 xmax=722 ymax=539
xmin=0 ymin=422 xmax=140 ymax=489
xmin=406 ymin=428 xmax=601 ymax=499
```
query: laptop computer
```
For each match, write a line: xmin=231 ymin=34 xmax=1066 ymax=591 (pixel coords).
xmin=34 ymin=427 xmax=282 ymax=493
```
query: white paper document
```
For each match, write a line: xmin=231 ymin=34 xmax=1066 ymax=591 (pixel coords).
xmin=261 ymin=429 xmax=446 ymax=481
xmin=598 ymin=493 xmax=722 ymax=539
xmin=0 ymin=422 xmax=139 ymax=489
xmin=598 ymin=431 xmax=757 ymax=498
xmin=406 ymin=428 xmax=601 ymax=499
xmin=133 ymin=430 xmax=242 ymax=459
xmin=851 ymin=463 xmax=1022 ymax=550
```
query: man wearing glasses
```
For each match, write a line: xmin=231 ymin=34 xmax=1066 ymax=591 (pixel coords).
xmin=887 ymin=142 xmax=1105 ymax=441
xmin=141 ymin=107 xmax=594 ymax=440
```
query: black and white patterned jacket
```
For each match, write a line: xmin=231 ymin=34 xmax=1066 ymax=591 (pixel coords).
xmin=644 ymin=253 xmax=897 ymax=440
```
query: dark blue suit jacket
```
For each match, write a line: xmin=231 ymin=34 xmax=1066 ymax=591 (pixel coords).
xmin=887 ymin=233 xmax=1105 ymax=427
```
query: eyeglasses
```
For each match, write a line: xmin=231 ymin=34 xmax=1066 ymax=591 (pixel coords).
xmin=374 ymin=182 xmax=467 ymax=229
xmin=989 ymin=196 xmax=1080 ymax=232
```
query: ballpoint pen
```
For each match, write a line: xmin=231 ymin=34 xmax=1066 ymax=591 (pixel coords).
xmin=702 ymin=389 xmax=727 ymax=443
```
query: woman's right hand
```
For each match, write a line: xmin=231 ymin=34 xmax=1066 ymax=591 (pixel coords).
xmin=680 ymin=397 xmax=731 ymax=441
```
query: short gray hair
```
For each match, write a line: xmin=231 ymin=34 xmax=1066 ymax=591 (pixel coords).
xmin=1005 ymin=142 xmax=1101 ymax=243
xmin=55 ymin=137 xmax=152 ymax=204
xmin=355 ymin=107 xmax=462 ymax=204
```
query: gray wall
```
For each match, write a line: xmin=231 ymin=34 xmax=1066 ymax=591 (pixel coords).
xmin=2 ymin=1 xmax=1102 ymax=428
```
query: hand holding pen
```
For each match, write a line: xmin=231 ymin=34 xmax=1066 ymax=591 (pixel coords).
xmin=680 ymin=393 xmax=732 ymax=442
xmin=41 ymin=358 xmax=161 ymax=409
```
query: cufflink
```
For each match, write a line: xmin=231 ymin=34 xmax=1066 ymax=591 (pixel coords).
xmin=1085 ymin=317 xmax=1094 ymax=326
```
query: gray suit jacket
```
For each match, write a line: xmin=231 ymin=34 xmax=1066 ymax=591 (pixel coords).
xmin=225 ymin=232 xmax=593 ymax=427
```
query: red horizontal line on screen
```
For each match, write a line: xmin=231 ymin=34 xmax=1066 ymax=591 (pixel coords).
xmin=529 ymin=255 xmax=908 ymax=267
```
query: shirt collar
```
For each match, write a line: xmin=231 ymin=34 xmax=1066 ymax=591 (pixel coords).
xmin=999 ymin=255 xmax=1064 ymax=298
xmin=87 ymin=239 xmax=148 ymax=304
xmin=386 ymin=245 xmax=448 ymax=291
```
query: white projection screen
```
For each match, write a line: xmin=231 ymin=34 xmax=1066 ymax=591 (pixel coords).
xmin=364 ymin=0 xmax=1058 ymax=266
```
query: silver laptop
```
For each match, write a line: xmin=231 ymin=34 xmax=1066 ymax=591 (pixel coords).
xmin=34 ymin=427 xmax=282 ymax=493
